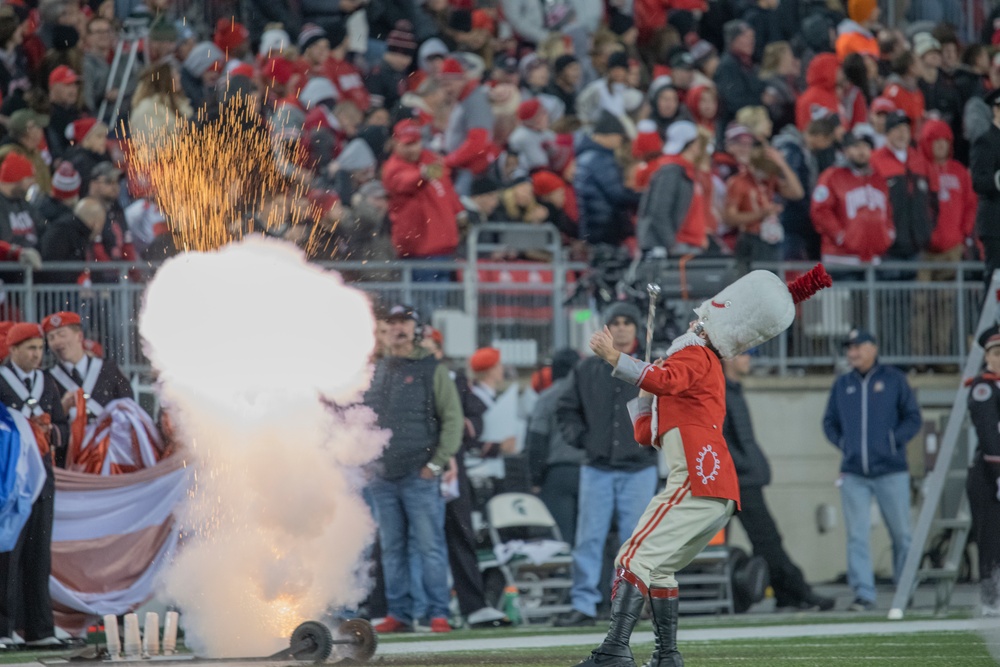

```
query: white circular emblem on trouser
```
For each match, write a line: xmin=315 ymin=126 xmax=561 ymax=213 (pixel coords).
xmin=695 ymin=444 xmax=721 ymax=485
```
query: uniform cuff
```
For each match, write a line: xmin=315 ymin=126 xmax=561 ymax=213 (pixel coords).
xmin=626 ymin=396 xmax=653 ymax=424
xmin=611 ymin=354 xmax=648 ymax=385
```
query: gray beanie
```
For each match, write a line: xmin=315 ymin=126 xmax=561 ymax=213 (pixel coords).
xmin=337 ymin=138 xmax=377 ymax=172
xmin=183 ymin=41 xmax=223 ymax=77
xmin=604 ymin=301 xmax=642 ymax=326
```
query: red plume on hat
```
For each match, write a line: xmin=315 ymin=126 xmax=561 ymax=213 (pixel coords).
xmin=787 ymin=264 xmax=833 ymax=305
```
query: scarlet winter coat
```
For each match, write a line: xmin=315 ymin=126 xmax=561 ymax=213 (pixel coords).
xmin=810 ymin=164 xmax=895 ymax=261
xmin=919 ymin=119 xmax=977 ymax=253
xmin=383 ymin=149 xmax=463 ymax=258
xmin=870 ymin=145 xmax=936 ymax=258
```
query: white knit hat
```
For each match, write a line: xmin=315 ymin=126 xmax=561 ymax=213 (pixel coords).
xmin=693 ymin=265 xmax=832 ymax=358
xmin=299 ymin=77 xmax=338 ymax=110
xmin=258 ymin=28 xmax=291 ymax=57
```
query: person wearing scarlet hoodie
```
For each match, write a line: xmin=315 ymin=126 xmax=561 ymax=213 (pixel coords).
xmin=383 ymin=119 xmax=462 ymax=282
xmin=795 ymin=53 xmax=865 ymax=133
xmin=440 ymin=57 xmax=497 ymax=196
xmin=912 ymin=119 xmax=977 ymax=361
xmin=637 ymin=121 xmax=711 ymax=258
xmin=810 ymin=129 xmax=894 ymax=267
xmin=869 ymin=111 xmax=936 ymax=262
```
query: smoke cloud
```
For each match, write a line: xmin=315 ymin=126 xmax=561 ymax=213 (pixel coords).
xmin=140 ymin=239 xmax=386 ymax=657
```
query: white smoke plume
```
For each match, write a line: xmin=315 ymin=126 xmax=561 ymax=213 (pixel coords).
xmin=139 ymin=238 xmax=386 ymax=657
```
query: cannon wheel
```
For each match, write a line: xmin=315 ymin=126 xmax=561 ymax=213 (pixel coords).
xmin=336 ymin=619 xmax=377 ymax=664
xmin=289 ymin=621 xmax=334 ymax=663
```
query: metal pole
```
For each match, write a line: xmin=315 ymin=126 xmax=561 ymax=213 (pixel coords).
xmin=866 ymin=264 xmax=878 ymax=340
xmin=645 ymin=283 xmax=660 ymax=363
xmin=98 ymin=38 xmax=125 ymax=121
xmin=24 ymin=265 xmax=35 ymax=322
xmin=109 ymin=39 xmax=140 ymax=128
xmin=956 ymin=264 xmax=967 ymax=363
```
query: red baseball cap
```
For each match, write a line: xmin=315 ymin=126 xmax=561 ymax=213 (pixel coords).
xmin=49 ymin=65 xmax=79 ymax=87
xmin=393 ymin=119 xmax=423 ymax=145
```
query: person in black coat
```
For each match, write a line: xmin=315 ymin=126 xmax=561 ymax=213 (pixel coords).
xmin=39 ymin=198 xmax=104 ymax=283
xmin=966 ymin=327 xmax=1000 ymax=616
xmin=723 ymin=352 xmax=836 ymax=612
xmin=970 ymin=88 xmax=1000 ymax=287
xmin=713 ymin=20 xmax=765 ymax=131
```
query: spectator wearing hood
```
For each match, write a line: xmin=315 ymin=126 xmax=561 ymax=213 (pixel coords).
xmin=688 ymin=84 xmax=719 ymax=138
xmin=364 ymin=21 xmax=416 ymax=113
xmin=919 ymin=119 xmax=974 ymax=261
xmin=507 ymin=99 xmax=558 ymax=173
xmin=181 ymin=42 xmax=224 ymax=114
xmin=574 ymin=112 xmax=639 ymax=247
xmin=714 ymin=21 xmax=765 ymax=131
xmin=647 ymin=76 xmax=693 ymax=137
xmin=795 ymin=54 xmax=840 ymax=133
xmin=912 ymin=119 xmax=976 ymax=361
xmin=870 ymin=111 xmax=936 ymax=260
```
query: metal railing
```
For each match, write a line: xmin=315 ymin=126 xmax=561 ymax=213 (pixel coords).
xmin=0 ymin=254 xmax=985 ymax=376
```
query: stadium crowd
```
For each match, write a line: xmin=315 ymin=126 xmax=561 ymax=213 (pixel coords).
xmin=0 ymin=0 xmax=991 ymax=287
xmin=0 ymin=0 xmax=998 ymax=650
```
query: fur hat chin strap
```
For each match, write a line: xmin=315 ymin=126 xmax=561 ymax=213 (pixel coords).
xmin=787 ymin=264 xmax=833 ymax=305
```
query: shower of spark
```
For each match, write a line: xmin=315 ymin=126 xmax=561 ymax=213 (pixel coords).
xmin=140 ymin=239 xmax=386 ymax=657
xmin=127 ymin=89 xmax=308 ymax=252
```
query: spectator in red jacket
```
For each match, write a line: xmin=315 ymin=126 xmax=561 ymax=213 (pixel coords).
xmin=810 ymin=129 xmax=894 ymax=265
xmin=383 ymin=120 xmax=462 ymax=281
xmin=913 ymin=118 xmax=977 ymax=361
xmin=870 ymin=111 xmax=935 ymax=260
xmin=882 ymin=50 xmax=926 ymax=127
xmin=919 ymin=119 xmax=975 ymax=260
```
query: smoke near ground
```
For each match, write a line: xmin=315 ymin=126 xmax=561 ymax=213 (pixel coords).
xmin=140 ymin=238 xmax=385 ymax=657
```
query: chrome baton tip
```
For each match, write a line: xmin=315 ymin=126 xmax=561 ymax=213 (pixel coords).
xmin=646 ymin=283 xmax=661 ymax=297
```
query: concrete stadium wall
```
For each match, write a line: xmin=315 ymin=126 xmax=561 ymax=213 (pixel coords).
xmin=723 ymin=373 xmax=959 ymax=586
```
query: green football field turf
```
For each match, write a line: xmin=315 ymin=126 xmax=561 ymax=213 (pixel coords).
xmin=371 ymin=631 xmax=999 ymax=666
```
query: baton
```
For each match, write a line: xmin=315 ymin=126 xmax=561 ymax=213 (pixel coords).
xmin=645 ymin=283 xmax=661 ymax=363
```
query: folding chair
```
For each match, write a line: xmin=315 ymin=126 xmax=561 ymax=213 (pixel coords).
xmin=477 ymin=493 xmax=574 ymax=623
xmin=675 ymin=529 xmax=736 ymax=614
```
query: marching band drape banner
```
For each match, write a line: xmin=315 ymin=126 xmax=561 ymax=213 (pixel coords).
xmin=50 ymin=455 xmax=190 ymax=635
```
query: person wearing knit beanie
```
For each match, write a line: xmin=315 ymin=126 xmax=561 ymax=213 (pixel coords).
xmin=259 ymin=27 xmax=291 ymax=57
xmin=509 ymin=98 xmax=555 ymax=172
xmin=532 ymin=170 xmax=566 ymax=198
xmin=0 ymin=153 xmax=35 ymax=188
xmin=298 ymin=24 xmax=330 ymax=68
xmin=183 ymin=41 xmax=224 ymax=79
xmin=385 ymin=20 xmax=417 ymax=59
xmin=847 ymin=0 xmax=879 ymax=25
xmin=51 ymin=162 xmax=81 ymax=202
xmin=213 ymin=18 xmax=250 ymax=59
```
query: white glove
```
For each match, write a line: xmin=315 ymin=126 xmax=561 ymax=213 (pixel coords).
xmin=17 ymin=247 xmax=42 ymax=270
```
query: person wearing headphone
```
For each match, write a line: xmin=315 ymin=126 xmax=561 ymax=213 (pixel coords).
xmin=364 ymin=304 xmax=464 ymax=634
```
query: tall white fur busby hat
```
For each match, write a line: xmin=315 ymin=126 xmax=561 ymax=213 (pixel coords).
xmin=694 ymin=265 xmax=833 ymax=358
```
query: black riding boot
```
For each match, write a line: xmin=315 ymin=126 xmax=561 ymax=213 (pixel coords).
xmin=642 ymin=589 xmax=683 ymax=667
xmin=571 ymin=570 xmax=647 ymax=667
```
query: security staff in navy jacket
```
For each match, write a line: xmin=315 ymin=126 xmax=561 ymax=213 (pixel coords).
xmin=822 ymin=329 xmax=922 ymax=611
